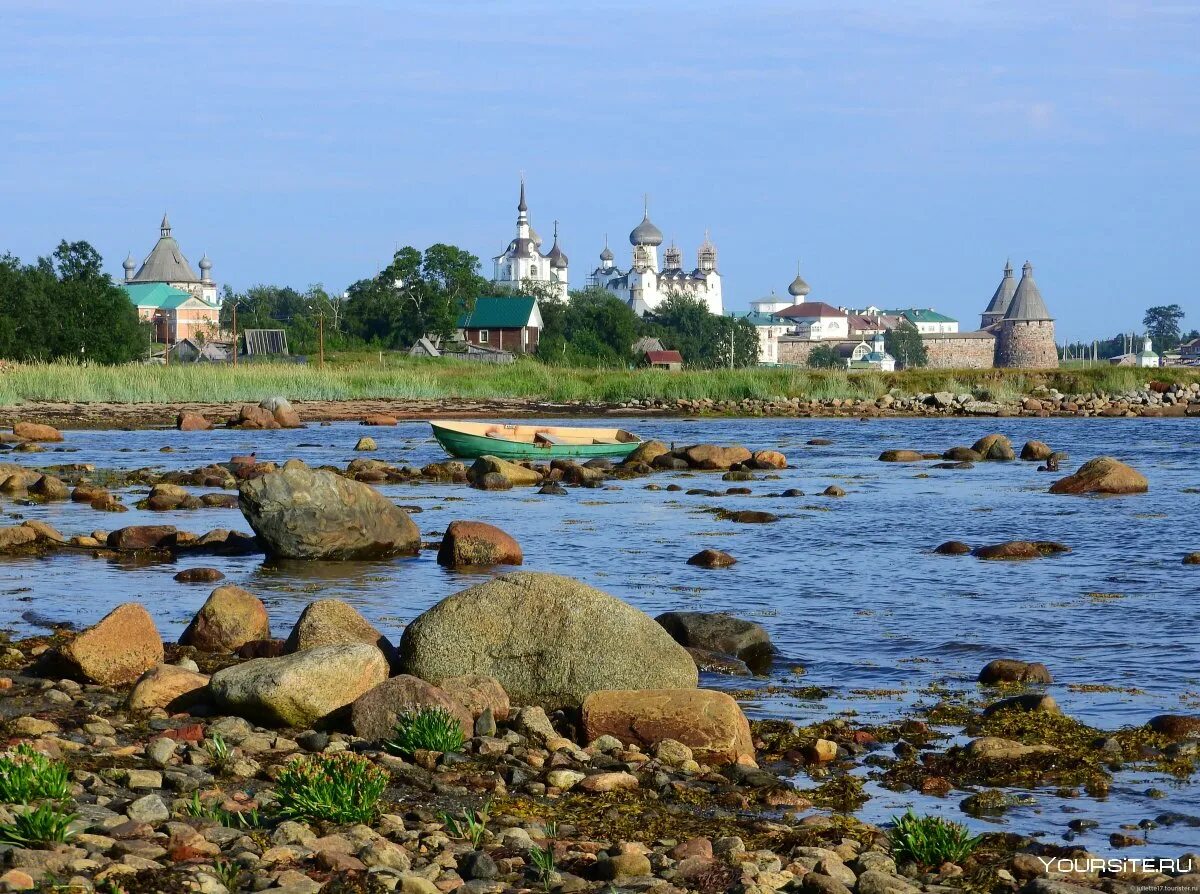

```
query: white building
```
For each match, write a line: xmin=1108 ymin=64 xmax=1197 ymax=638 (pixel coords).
xmin=589 ymin=202 xmax=723 ymax=315
xmin=491 ymin=181 xmax=569 ymax=300
xmin=847 ymin=332 xmax=896 ymax=372
xmin=1137 ymin=336 xmax=1160 ymax=368
xmin=731 ymin=289 xmax=796 ymax=365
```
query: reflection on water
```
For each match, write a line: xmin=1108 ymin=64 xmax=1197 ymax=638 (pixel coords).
xmin=2 ymin=416 xmax=1198 ymax=853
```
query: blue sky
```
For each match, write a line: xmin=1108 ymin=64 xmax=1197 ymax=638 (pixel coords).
xmin=2 ymin=0 xmax=1197 ymax=340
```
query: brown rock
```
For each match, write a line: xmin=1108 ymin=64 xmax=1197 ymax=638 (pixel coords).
xmin=107 ymin=525 xmax=178 ymax=551
xmin=978 ymin=659 xmax=1053 ymax=685
xmin=349 ymin=674 xmax=473 ymax=742
xmin=234 ymin=405 xmax=280 ymax=430
xmin=578 ymin=771 xmax=639 ymax=793
xmin=804 ymin=738 xmax=839 ymax=762
xmin=878 ymin=449 xmax=925 ymax=462
xmin=971 ymin=434 xmax=1015 ymax=460
xmin=681 ymin=444 xmax=753 ymax=470
xmin=467 ymin=455 xmax=543 ymax=488
xmin=12 ymin=421 xmax=63 ymax=442
xmin=934 ymin=540 xmax=972 ymax=555
xmin=173 ymin=567 xmax=225 ymax=584
xmin=972 ymin=540 xmax=1069 ymax=560
xmin=821 ymin=485 xmax=845 ymax=497
xmin=179 ymin=585 xmax=271 ymax=652
xmin=623 ymin=440 xmax=669 ymax=466
xmin=0 ymin=526 xmax=39 ymax=552
xmin=721 ymin=509 xmax=778 ymax=523
xmin=1184 ymin=552 xmax=1200 ymax=565
xmin=438 ymin=673 xmax=510 ymax=721
xmin=60 ymin=603 xmax=164 ymax=685
xmin=436 ymin=520 xmax=523 ymax=568
xmin=1049 ymin=456 xmax=1149 ymax=495
xmin=127 ymin=664 xmax=210 ymax=711
xmin=1020 ymin=440 xmax=1053 ymax=461
xmin=22 ymin=520 xmax=65 ymax=544
xmin=1147 ymin=714 xmax=1200 ymax=740
xmin=177 ymin=412 xmax=213 ymax=432
xmin=581 ymin=688 xmax=754 ymax=764
xmin=29 ymin=475 xmax=69 ymax=501
xmin=285 ymin=598 xmax=396 ymax=665
xmin=687 ymin=549 xmax=736 ymax=568
xmin=71 ymin=483 xmax=108 ymax=503
xmin=361 ymin=413 xmax=398 ymax=426
xmin=983 ymin=694 xmax=1060 ymax=716
xmin=751 ymin=449 xmax=788 ymax=469
xmin=942 ymin=446 xmax=983 ymax=462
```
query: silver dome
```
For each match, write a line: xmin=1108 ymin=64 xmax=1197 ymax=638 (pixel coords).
xmin=629 ymin=214 xmax=663 ymax=247
xmin=788 ymin=273 xmax=811 ymax=297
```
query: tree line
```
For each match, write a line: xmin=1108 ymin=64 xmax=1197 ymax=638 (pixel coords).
xmin=1062 ymin=304 xmax=1192 ymax=360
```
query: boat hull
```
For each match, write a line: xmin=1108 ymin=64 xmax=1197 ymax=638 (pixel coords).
xmin=431 ymin=423 xmax=642 ymax=460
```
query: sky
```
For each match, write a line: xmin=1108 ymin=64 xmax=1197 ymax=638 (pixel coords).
xmin=1 ymin=0 xmax=1198 ymax=341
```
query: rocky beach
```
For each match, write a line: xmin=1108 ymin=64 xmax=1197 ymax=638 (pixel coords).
xmin=0 ymin=405 xmax=1197 ymax=893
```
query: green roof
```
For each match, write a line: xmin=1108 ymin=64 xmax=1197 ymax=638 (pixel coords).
xmin=458 ymin=296 xmax=537 ymax=329
xmin=122 ymin=282 xmax=215 ymax=309
xmin=728 ymin=311 xmax=784 ymax=326
xmin=888 ymin=308 xmax=957 ymax=324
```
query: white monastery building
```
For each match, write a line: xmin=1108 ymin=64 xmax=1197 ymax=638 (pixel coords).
xmin=491 ymin=181 xmax=570 ymax=300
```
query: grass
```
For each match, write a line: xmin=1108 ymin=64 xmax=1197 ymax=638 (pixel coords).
xmin=387 ymin=706 xmax=467 ymax=757
xmin=0 ymin=744 xmax=72 ymax=804
xmin=442 ymin=798 xmax=492 ymax=848
xmin=180 ymin=791 xmax=263 ymax=829
xmin=888 ymin=810 xmax=980 ymax=866
xmin=273 ymin=753 xmax=389 ymax=825
xmin=0 ymin=801 xmax=78 ymax=847
xmin=1 ymin=356 xmax=1197 ymax=407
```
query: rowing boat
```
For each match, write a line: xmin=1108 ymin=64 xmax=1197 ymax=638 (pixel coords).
xmin=430 ymin=420 xmax=642 ymax=460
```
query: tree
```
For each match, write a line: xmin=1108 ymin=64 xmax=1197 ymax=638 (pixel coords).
xmin=644 ymin=292 xmax=758 ymax=368
xmin=885 ymin=320 xmax=928 ymax=368
xmin=807 ymin=344 xmax=843 ymax=369
xmin=1143 ymin=304 xmax=1184 ymax=352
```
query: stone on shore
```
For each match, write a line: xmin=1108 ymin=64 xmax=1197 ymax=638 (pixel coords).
xmin=176 ymin=411 xmax=213 ymax=432
xmin=1020 ymin=440 xmax=1053 ymax=461
xmin=349 ymin=675 xmax=474 ymax=742
xmin=1049 ymin=456 xmax=1148 ymax=495
xmin=468 ymin=455 xmax=542 ymax=488
xmin=209 ymin=643 xmax=388 ymax=728
xmin=681 ymin=444 xmax=752 ymax=470
xmin=29 ymin=475 xmax=69 ymax=501
xmin=581 ymin=689 xmax=755 ymax=765
xmin=979 ymin=659 xmax=1053 ymax=685
xmin=934 ymin=540 xmax=972 ymax=555
xmin=398 ymin=571 xmax=698 ymax=709
xmin=59 ymin=603 xmax=164 ymax=685
xmin=623 ymin=440 xmax=668 ymax=466
xmin=1146 ymin=714 xmax=1200 ymax=740
xmin=361 ymin=413 xmax=398 ymax=426
xmin=127 ymin=664 xmax=210 ymax=712
xmin=687 ymin=549 xmax=736 ymax=568
xmin=106 ymin=525 xmax=177 ymax=551
xmin=971 ymin=434 xmax=1015 ymax=461
xmin=751 ymin=449 xmax=788 ymax=469
xmin=0 ymin=525 xmax=39 ymax=553
xmin=239 ymin=463 xmax=420 ymax=559
xmin=234 ymin=404 xmax=280 ymax=430
xmin=179 ymin=585 xmax=271 ymax=653
xmin=354 ymin=436 xmax=377 ymax=451
xmin=13 ymin=421 xmax=63 ymax=442
xmin=878 ymin=450 xmax=924 ymax=462
xmin=285 ymin=599 xmax=397 ymax=666
xmin=942 ymin=447 xmax=983 ymax=462
xmin=966 ymin=737 xmax=1059 ymax=760
xmin=655 ymin=611 xmax=772 ymax=668
xmin=260 ymin=396 xmax=301 ymax=428
xmin=983 ymin=693 xmax=1060 ymax=716
xmin=436 ymin=520 xmax=523 ymax=568
xmin=439 ymin=674 xmax=510 ymax=721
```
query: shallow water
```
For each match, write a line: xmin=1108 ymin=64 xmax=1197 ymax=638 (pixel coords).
xmin=2 ymin=416 xmax=1198 ymax=855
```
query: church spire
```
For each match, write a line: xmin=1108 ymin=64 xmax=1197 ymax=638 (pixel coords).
xmin=160 ymin=213 xmax=171 ymax=237
xmin=517 ymin=178 xmax=528 ymax=213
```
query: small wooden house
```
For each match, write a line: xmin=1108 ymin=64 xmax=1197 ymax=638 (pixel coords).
xmin=644 ymin=349 xmax=684 ymax=371
xmin=457 ymin=296 xmax=542 ymax=354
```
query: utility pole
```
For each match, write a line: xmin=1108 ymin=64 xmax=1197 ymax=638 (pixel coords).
xmin=318 ymin=314 xmax=325 ymax=369
xmin=729 ymin=325 xmax=734 ymax=370
xmin=231 ymin=303 xmax=238 ymax=368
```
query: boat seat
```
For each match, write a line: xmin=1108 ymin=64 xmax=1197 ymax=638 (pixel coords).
xmin=591 ymin=438 xmax=619 ymax=445
xmin=535 ymin=433 xmax=593 ymax=445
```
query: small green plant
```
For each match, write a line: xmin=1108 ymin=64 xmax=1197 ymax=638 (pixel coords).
xmin=0 ymin=744 xmax=72 ymax=804
xmin=888 ymin=810 xmax=981 ymax=866
xmin=209 ymin=857 xmax=243 ymax=891
xmin=205 ymin=734 xmax=235 ymax=774
xmin=0 ymin=801 xmax=78 ymax=847
xmin=442 ymin=797 xmax=492 ymax=848
xmin=274 ymin=753 xmax=389 ymax=824
xmin=387 ymin=706 xmax=466 ymax=757
xmin=529 ymin=842 xmax=556 ymax=892
xmin=180 ymin=792 xmax=261 ymax=829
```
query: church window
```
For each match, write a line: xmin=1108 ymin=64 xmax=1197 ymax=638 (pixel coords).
xmin=530 ymin=266 xmax=538 ymax=277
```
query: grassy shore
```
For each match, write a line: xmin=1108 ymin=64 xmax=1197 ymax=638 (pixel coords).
xmin=0 ymin=356 xmax=1196 ymax=406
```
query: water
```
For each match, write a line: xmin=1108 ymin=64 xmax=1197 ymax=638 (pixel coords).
xmin=2 ymin=416 xmax=1198 ymax=854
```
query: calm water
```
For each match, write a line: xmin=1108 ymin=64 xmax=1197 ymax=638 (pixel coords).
xmin=2 ymin=417 xmax=1198 ymax=854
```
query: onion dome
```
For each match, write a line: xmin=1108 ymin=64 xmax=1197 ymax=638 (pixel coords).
xmin=629 ymin=209 xmax=663 ymax=247
xmin=600 ymin=235 xmax=614 ymax=262
xmin=788 ymin=268 xmax=811 ymax=298
xmin=122 ymin=252 xmax=137 ymax=277
xmin=199 ymin=253 xmax=213 ymax=282
xmin=546 ymin=222 xmax=568 ymax=269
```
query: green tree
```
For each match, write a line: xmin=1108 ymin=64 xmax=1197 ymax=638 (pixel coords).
xmin=807 ymin=343 xmax=843 ymax=369
xmin=644 ymin=292 xmax=758 ymax=368
xmin=1143 ymin=304 xmax=1184 ymax=352
xmin=885 ymin=320 xmax=928 ymax=368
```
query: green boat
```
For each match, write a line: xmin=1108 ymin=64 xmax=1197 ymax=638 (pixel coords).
xmin=430 ymin=420 xmax=643 ymax=460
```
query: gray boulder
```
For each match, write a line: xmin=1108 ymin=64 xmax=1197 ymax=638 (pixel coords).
xmin=655 ymin=611 xmax=774 ymax=673
xmin=398 ymin=572 xmax=697 ymax=710
xmin=284 ymin=599 xmax=398 ymax=668
xmin=349 ymin=675 xmax=473 ymax=743
xmin=238 ymin=462 xmax=420 ymax=559
xmin=209 ymin=643 xmax=388 ymax=728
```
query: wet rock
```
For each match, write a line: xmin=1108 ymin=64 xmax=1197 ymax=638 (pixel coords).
xmin=71 ymin=482 xmax=108 ymax=503
xmin=0 ymin=525 xmax=39 ymax=553
xmin=878 ymin=450 xmax=924 ymax=462
xmin=973 ymin=540 xmax=1069 ymax=560
xmin=436 ymin=520 xmax=523 ymax=568
xmin=1184 ymin=552 xmax=1200 ymax=565
xmin=210 ymin=642 xmax=388 ymax=727
xmin=934 ymin=540 xmax=972 ymax=555
xmin=398 ymin=571 xmax=697 ymax=710
xmin=176 ymin=411 xmax=213 ymax=432
xmin=655 ymin=611 xmax=772 ymax=668
xmin=260 ymin=397 xmax=301 ymax=428
xmin=239 ymin=463 xmax=420 ymax=559
xmin=682 ymin=444 xmax=753 ymax=470
xmin=686 ymin=549 xmax=736 ymax=568
xmin=354 ymin=436 xmax=377 ymax=451
xmin=107 ymin=525 xmax=177 ymax=551
xmin=285 ymin=598 xmax=397 ymax=666
xmin=173 ymin=567 xmax=224 ymax=584
xmin=1049 ymin=456 xmax=1149 ymax=495
xmin=29 ymin=475 xmax=69 ymax=500
xmin=623 ymin=440 xmax=669 ymax=466
xmin=349 ymin=674 xmax=473 ymax=742
xmin=983 ymin=694 xmax=1061 ymax=716
xmin=979 ymin=659 xmax=1053 ymax=685
xmin=13 ymin=421 xmax=63 ymax=442
xmin=234 ymin=404 xmax=280 ymax=430
xmin=439 ymin=674 xmax=510 ymax=721
xmin=804 ymin=738 xmax=839 ymax=763
xmin=581 ymin=688 xmax=754 ymax=764
xmin=685 ymin=648 xmax=752 ymax=676
xmin=474 ymin=472 xmax=512 ymax=490
xmin=468 ymin=455 xmax=543 ymax=488
xmin=934 ymin=461 xmax=974 ymax=470
xmin=971 ymin=434 xmax=1015 ymax=460
xmin=127 ymin=664 xmax=210 ymax=712
xmin=751 ymin=449 xmax=788 ymax=469
xmin=179 ymin=585 xmax=271 ymax=652
xmin=361 ymin=413 xmax=398 ymax=426
xmin=653 ymin=454 xmax=690 ymax=471
xmin=1021 ymin=440 xmax=1053 ymax=461
xmin=1147 ymin=715 xmax=1200 ymax=740
xmin=421 ymin=461 xmax=467 ymax=481
xmin=821 ymin=485 xmax=845 ymax=497
xmin=236 ymin=639 xmax=285 ymax=659
xmin=720 ymin=509 xmax=778 ymax=523
xmin=59 ymin=603 xmax=164 ymax=685
xmin=966 ymin=737 xmax=1059 ymax=760
xmin=942 ymin=447 xmax=983 ymax=462
xmin=538 ymin=482 xmax=567 ymax=495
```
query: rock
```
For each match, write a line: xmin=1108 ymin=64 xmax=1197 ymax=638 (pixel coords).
xmin=459 ymin=850 xmax=499 ymax=881
xmin=578 ymin=771 xmax=639 ymax=793
xmin=686 ymin=549 xmax=736 ymax=568
xmin=179 ymin=585 xmax=271 ymax=652
xmin=285 ymin=599 xmax=397 ymax=666
xmin=173 ymin=567 xmax=224 ymax=584
xmin=547 ymin=768 xmax=586 ymax=789
xmin=686 ymin=648 xmax=752 ymax=676
xmin=235 ymin=404 xmax=280 ymax=429
xmin=361 ymin=413 xmax=398 ymax=426
xmin=261 ymin=397 xmax=301 ymax=428
xmin=209 ymin=643 xmax=388 ymax=728
xmin=439 ymin=674 xmax=509 ymax=721
xmin=942 ymin=447 xmax=983 ymax=462
xmin=751 ymin=449 xmax=788 ymax=469
xmin=1147 ymin=714 xmax=1200 ymax=740
xmin=513 ymin=705 xmax=557 ymax=742
xmin=594 ymin=853 xmax=652 ymax=881
xmin=127 ymin=665 xmax=210 ymax=712
xmin=934 ymin=540 xmax=972 ymax=555
xmin=878 ymin=450 xmax=924 ymax=462
xmin=682 ymin=444 xmax=752 ymax=470
xmin=805 ymin=738 xmax=839 ymax=762
xmin=1049 ymin=456 xmax=1149 ymax=495
xmin=349 ymin=675 xmax=473 ymax=742
xmin=965 ymin=737 xmax=1059 ymax=760
xmin=807 ymin=438 xmax=832 ymax=446
xmin=107 ymin=525 xmax=177 ymax=551
xmin=29 ymin=475 xmax=69 ymax=500
xmin=1184 ymin=552 xmax=1200 ymax=565
xmin=59 ymin=603 xmax=164 ymax=685
xmin=239 ymin=463 xmax=420 ymax=559
xmin=972 ymin=541 xmax=1069 ymax=560
xmin=979 ymin=659 xmax=1053 ymax=685
xmin=623 ymin=440 xmax=669 ymax=466
xmin=581 ymin=688 xmax=754 ymax=764
xmin=473 ymin=472 xmax=512 ymax=490
xmin=538 ymin=482 xmax=567 ymax=495
xmin=12 ymin=421 xmax=62 ymax=442
xmin=654 ymin=612 xmax=772 ymax=668
xmin=436 ymin=520 xmax=523 ymax=568
xmin=177 ymin=412 xmax=213 ymax=432
xmin=467 ymin=455 xmax=542 ymax=488
xmin=653 ymin=454 xmax=689 ymax=471
xmin=971 ymin=434 xmax=1015 ymax=460
xmin=0 ymin=526 xmax=39 ymax=552
xmin=1021 ymin=440 xmax=1053 ymax=461
xmin=983 ymin=694 xmax=1060 ymax=716
xmin=821 ymin=485 xmax=845 ymax=497
xmin=398 ymin=571 xmax=697 ymax=710
xmin=126 ymin=794 xmax=170 ymax=825
xmin=721 ymin=510 xmax=778 ymax=523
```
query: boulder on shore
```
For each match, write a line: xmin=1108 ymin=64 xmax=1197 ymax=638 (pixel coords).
xmin=284 ymin=598 xmax=397 ymax=667
xmin=681 ymin=444 xmax=752 ymax=471
xmin=942 ymin=447 xmax=983 ymax=462
xmin=238 ymin=463 xmax=420 ymax=559
xmin=971 ymin=434 xmax=1015 ymax=461
xmin=467 ymin=455 xmax=543 ymax=488
xmin=934 ymin=540 xmax=972 ymax=555
xmin=1020 ymin=440 xmax=1053 ymax=461
xmin=107 ymin=525 xmax=178 ymax=551
xmin=686 ymin=549 xmax=736 ymax=569
xmin=1146 ymin=714 xmax=1200 ymax=740
xmin=127 ymin=664 xmax=211 ymax=712
xmin=655 ymin=611 xmax=772 ymax=670
xmin=179 ymin=585 xmax=271 ymax=653
xmin=436 ymin=520 xmax=523 ymax=568
xmin=349 ymin=675 xmax=474 ymax=742
xmin=750 ymin=449 xmax=788 ymax=469
xmin=234 ymin=404 xmax=280 ymax=430
xmin=1048 ymin=456 xmax=1149 ymax=495
xmin=209 ymin=643 xmax=388 ymax=728
xmin=623 ymin=440 xmax=669 ymax=466
xmin=361 ymin=413 xmax=398 ymax=426
xmin=13 ymin=421 xmax=63 ymax=442
xmin=398 ymin=571 xmax=698 ymax=710
xmin=979 ymin=659 xmax=1053 ymax=685
xmin=176 ymin=412 xmax=213 ymax=432
xmin=260 ymin=396 xmax=301 ymax=428
xmin=59 ymin=603 xmax=164 ymax=685
xmin=581 ymin=689 xmax=755 ymax=765
xmin=878 ymin=449 xmax=924 ymax=462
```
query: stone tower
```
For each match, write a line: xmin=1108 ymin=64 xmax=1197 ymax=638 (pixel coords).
xmin=995 ymin=261 xmax=1057 ymax=368
xmin=980 ymin=260 xmax=1015 ymax=329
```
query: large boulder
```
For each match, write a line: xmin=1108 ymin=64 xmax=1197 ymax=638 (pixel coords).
xmin=179 ymin=586 xmax=271 ymax=652
xmin=398 ymin=572 xmax=698 ymax=710
xmin=623 ymin=440 xmax=669 ymax=466
xmin=581 ymin=689 xmax=755 ymax=765
xmin=235 ymin=404 xmax=280 ymax=430
xmin=1049 ymin=457 xmax=1148 ymax=495
xmin=436 ymin=520 xmax=523 ymax=568
xmin=209 ymin=643 xmax=388 ymax=728
xmin=878 ymin=450 xmax=924 ymax=462
xmin=107 ymin=525 xmax=177 ymax=551
xmin=972 ymin=541 xmax=1069 ymax=560
xmin=971 ymin=434 xmax=1015 ymax=461
xmin=750 ymin=449 xmax=787 ymax=470
xmin=260 ymin=397 xmax=301 ymax=428
xmin=349 ymin=675 xmax=473 ymax=742
xmin=59 ymin=603 xmax=164 ymax=685
xmin=284 ymin=599 xmax=397 ymax=667
xmin=13 ymin=422 xmax=63 ymax=442
xmin=177 ymin=412 xmax=213 ymax=432
xmin=127 ymin=664 xmax=210 ymax=712
xmin=468 ymin=456 xmax=543 ymax=488
xmin=1020 ymin=440 xmax=1053 ymax=461
xmin=979 ymin=659 xmax=1052 ymax=685
xmin=238 ymin=463 xmax=421 ymax=559
xmin=681 ymin=444 xmax=752 ymax=471
xmin=439 ymin=674 xmax=510 ymax=721
xmin=654 ymin=611 xmax=773 ymax=670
